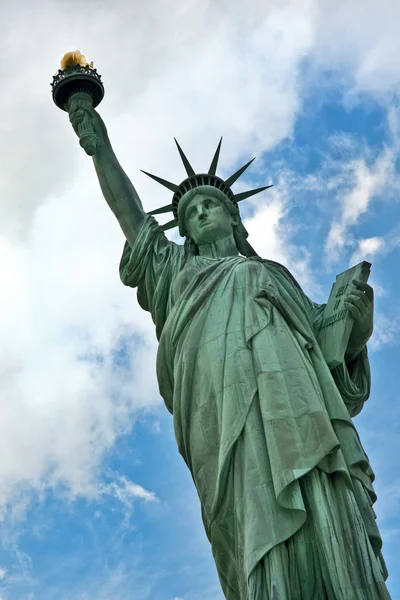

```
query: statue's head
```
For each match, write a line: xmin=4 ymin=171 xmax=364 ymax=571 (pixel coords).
xmin=178 ymin=185 xmax=239 ymax=244
xmin=142 ymin=138 xmax=272 ymax=252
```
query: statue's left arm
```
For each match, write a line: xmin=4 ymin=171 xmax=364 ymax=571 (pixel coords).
xmin=331 ymin=278 xmax=374 ymax=417
xmin=294 ymin=275 xmax=373 ymax=417
xmin=343 ymin=279 xmax=374 ymax=362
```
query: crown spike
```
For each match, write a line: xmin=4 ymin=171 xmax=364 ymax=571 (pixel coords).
xmin=224 ymin=158 xmax=256 ymax=188
xmin=148 ymin=203 xmax=174 ymax=216
xmin=174 ymin=139 xmax=195 ymax=177
xmin=233 ymin=185 xmax=273 ymax=203
xmin=208 ymin=137 xmax=223 ymax=176
xmin=161 ymin=218 xmax=178 ymax=231
xmin=141 ymin=170 xmax=178 ymax=192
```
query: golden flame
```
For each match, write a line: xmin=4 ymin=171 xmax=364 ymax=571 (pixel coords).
xmin=60 ymin=51 xmax=94 ymax=70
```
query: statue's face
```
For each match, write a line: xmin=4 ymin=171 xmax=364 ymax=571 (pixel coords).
xmin=184 ymin=194 xmax=236 ymax=245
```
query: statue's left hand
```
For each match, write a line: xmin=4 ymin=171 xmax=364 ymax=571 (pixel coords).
xmin=344 ymin=279 xmax=374 ymax=358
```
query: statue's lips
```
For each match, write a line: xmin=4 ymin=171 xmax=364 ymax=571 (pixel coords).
xmin=199 ymin=220 xmax=212 ymax=228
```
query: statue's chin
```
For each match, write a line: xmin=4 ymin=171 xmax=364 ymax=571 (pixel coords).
xmin=195 ymin=225 xmax=231 ymax=245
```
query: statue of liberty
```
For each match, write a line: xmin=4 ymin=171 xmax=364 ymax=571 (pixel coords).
xmin=67 ymin=98 xmax=390 ymax=599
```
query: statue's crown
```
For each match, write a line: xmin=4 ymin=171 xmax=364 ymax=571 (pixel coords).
xmin=143 ymin=138 xmax=272 ymax=231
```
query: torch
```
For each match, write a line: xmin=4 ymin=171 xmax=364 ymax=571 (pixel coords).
xmin=51 ymin=51 xmax=105 ymax=156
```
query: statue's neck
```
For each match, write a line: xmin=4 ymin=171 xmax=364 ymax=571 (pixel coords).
xmin=197 ymin=235 xmax=239 ymax=259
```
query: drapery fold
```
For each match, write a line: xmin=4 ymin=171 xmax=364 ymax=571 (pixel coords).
xmin=120 ymin=216 xmax=388 ymax=599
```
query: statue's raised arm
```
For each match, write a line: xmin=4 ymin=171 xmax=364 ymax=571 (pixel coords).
xmin=69 ymin=100 xmax=146 ymax=248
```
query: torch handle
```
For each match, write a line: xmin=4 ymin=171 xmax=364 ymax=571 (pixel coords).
xmin=67 ymin=92 xmax=98 ymax=157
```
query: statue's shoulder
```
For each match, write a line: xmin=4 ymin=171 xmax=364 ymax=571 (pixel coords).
xmin=250 ymin=256 xmax=304 ymax=294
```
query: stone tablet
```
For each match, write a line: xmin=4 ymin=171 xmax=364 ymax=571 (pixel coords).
xmin=317 ymin=261 xmax=371 ymax=368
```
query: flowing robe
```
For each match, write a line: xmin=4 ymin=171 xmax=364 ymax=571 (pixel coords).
xmin=120 ymin=216 xmax=390 ymax=600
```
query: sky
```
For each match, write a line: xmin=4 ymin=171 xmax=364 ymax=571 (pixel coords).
xmin=0 ymin=0 xmax=399 ymax=598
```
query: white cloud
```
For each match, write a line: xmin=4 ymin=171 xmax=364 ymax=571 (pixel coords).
xmin=370 ymin=313 xmax=400 ymax=351
xmin=350 ymin=236 xmax=386 ymax=265
xmin=0 ymin=2 xmax=399 ymax=587
xmin=0 ymin=174 xmax=161 ymax=508
xmin=103 ymin=476 xmax=157 ymax=506
xmin=311 ymin=0 xmax=400 ymax=96
xmin=325 ymin=149 xmax=395 ymax=263
xmin=0 ymin=0 xmax=319 ymax=514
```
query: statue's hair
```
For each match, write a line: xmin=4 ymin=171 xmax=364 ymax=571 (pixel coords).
xmin=179 ymin=185 xmax=256 ymax=258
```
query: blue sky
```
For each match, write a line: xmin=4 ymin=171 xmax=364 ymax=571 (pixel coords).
xmin=0 ymin=1 xmax=399 ymax=599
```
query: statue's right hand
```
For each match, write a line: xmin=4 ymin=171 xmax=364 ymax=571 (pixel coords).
xmin=68 ymin=100 xmax=108 ymax=150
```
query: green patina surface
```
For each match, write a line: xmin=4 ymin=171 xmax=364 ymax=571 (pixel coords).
xmin=64 ymin=100 xmax=390 ymax=599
